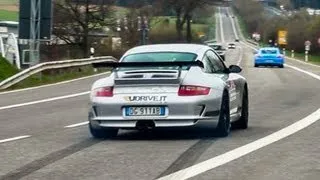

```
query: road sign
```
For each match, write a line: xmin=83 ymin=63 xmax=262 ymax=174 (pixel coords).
xmin=252 ymin=33 xmax=261 ymax=41
xmin=305 ymin=40 xmax=311 ymax=46
xmin=278 ymin=30 xmax=287 ymax=45
xmin=318 ymin=38 xmax=320 ymax=45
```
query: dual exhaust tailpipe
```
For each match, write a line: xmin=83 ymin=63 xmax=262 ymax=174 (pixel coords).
xmin=136 ymin=120 xmax=155 ymax=130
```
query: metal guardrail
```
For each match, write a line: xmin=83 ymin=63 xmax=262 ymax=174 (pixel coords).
xmin=246 ymin=39 xmax=259 ymax=46
xmin=0 ymin=56 xmax=117 ymax=89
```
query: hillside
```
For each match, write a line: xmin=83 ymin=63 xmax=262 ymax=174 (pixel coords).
xmin=0 ymin=56 xmax=18 ymax=81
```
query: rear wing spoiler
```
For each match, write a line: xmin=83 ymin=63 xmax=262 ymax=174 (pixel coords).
xmin=92 ymin=61 xmax=204 ymax=85
xmin=92 ymin=61 xmax=204 ymax=69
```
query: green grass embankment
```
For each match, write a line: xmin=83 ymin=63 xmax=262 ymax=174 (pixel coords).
xmin=0 ymin=56 xmax=19 ymax=81
xmin=0 ymin=10 xmax=18 ymax=21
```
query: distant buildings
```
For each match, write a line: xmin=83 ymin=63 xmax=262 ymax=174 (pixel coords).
xmin=291 ymin=0 xmax=320 ymax=9
xmin=0 ymin=21 xmax=18 ymax=36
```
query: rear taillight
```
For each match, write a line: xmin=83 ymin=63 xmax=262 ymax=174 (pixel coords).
xmin=178 ymin=85 xmax=210 ymax=96
xmin=94 ymin=87 xmax=113 ymax=97
xmin=277 ymin=55 xmax=283 ymax=58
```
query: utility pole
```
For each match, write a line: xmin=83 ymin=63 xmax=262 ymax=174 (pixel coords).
xmin=29 ymin=0 xmax=41 ymax=66
xmin=138 ymin=16 xmax=149 ymax=45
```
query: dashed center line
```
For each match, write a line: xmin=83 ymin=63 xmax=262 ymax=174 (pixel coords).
xmin=0 ymin=91 xmax=90 ymax=111
xmin=0 ymin=135 xmax=31 ymax=144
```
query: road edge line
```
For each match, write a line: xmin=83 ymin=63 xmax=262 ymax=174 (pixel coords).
xmin=157 ymin=109 xmax=320 ymax=180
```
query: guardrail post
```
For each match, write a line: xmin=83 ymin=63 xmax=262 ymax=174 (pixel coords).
xmin=305 ymin=51 xmax=309 ymax=62
xmin=291 ymin=50 xmax=294 ymax=58
xmin=283 ymin=48 xmax=286 ymax=56
xmin=90 ymin=47 xmax=95 ymax=58
xmin=90 ymin=47 xmax=97 ymax=72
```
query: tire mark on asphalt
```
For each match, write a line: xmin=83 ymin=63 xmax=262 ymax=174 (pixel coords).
xmin=156 ymin=139 xmax=214 ymax=179
xmin=0 ymin=139 xmax=100 ymax=180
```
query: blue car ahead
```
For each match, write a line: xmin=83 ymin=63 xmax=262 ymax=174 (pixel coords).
xmin=254 ymin=47 xmax=284 ymax=68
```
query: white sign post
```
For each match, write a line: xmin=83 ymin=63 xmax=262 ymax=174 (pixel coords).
xmin=305 ymin=41 xmax=311 ymax=62
xmin=291 ymin=50 xmax=294 ymax=58
xmin=305 ymin=50 xmax=309 ymax=62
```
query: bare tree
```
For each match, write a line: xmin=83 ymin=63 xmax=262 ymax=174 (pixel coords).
xmin=53 ymin=0 xmax=116 ymax=57
xmin=233 ymin=0 xmax=264 ymax=35
xmin=160 ymin=0 xmax=217 ymax=42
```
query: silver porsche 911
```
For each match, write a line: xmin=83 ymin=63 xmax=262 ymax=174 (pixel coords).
xmin=89 ymin=44 xmax=248 ymax=138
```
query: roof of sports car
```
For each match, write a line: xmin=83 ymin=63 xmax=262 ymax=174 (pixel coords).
xmin=124 ymin=44 xmax=209 ymax=55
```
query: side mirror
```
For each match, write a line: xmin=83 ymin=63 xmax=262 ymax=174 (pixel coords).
xmin=220 ymin=55 xmax=225 ymax=61
xmin=195 ymin=60 xmax=204 ymax=68
xmin=229 ymin=65 xmax=242 ymax=73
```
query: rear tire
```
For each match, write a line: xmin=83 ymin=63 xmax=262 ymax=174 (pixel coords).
xmin=89 ymin=122 xmax=118 ymax=139
xmin=216 ymin=92 xmax=231 ymax=137
xmin=233 ymin=86 xmax=248 ymax=129
xmin=88 ymin=112 xmax=118 ymax=139
xmin=254 ymin=64 xmax=258 ymax=67
xmin=279 ymin=64 xmax=284 ymax=68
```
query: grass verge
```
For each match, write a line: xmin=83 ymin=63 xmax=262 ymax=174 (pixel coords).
xmin=8 ymin=66 xmax=110 ymax=90
xmin=0 ymin=56 xmax=19 ymax=81
xmin=0 ymin=9 xmax=18 ymax=21
xmin=284 ymin=50 xmax=320 ymax=65
xmin=2 ymin=65 xmax=110 ymax=91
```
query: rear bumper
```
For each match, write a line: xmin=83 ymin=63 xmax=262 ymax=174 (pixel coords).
xmin=89 ymin=90 xmax=222 ymax=128
xmin=89 ymin=116 xmax=220 ymax=129
xmin=255 ymin=58 xmax=284 ymax=65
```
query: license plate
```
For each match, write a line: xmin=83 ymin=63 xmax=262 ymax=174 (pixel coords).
xmin=266 ymin=60 xmax=274 ymax=63
xmin=125 ymin=107 xmax=165 ymax=116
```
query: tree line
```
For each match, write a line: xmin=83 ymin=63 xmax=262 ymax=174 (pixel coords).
xmin=51 ymin=0 xmax=221 ymax=60
xmin=233 ymin=0 xmax=320 ymax=54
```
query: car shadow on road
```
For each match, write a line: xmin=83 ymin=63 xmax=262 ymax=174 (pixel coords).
xmin=104 ymin=127 xmax=227 ymax=141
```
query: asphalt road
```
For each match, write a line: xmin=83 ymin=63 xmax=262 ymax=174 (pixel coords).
xmin=0 ymin=6 xmax=320 ymax=180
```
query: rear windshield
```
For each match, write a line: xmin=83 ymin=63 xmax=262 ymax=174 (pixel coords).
xmin=260 ymin=49 xmax=278 ymax=54
xmin=122 ymin=52 xmax=197 ymax=62
xmin=120 ymin=52 xmax=197 ymax=70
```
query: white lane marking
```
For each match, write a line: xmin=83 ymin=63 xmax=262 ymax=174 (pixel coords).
xmin=158 ymin=109 xmax=320 ymax=180
xmin=0 ymin=91 xmax=90 ymax=111
xmin=285 ymin=64 xmax=320 ymax=81
xmin=65 ymin=121 xmax=89 ymax=128
xmin=0 ymin=135 xmax=31 ymax=144
xmin=227 ymin=7 xmax=239 ymax=40
xmin=0 ymin=72 xmax=109 ymax=95
xmin=218 ymin=7 xmax=225 ymax=43
xmin=286 ymin=56 xmax=320 ymax=68
xmin=237 ymin=46 xmax=244 ymax=66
